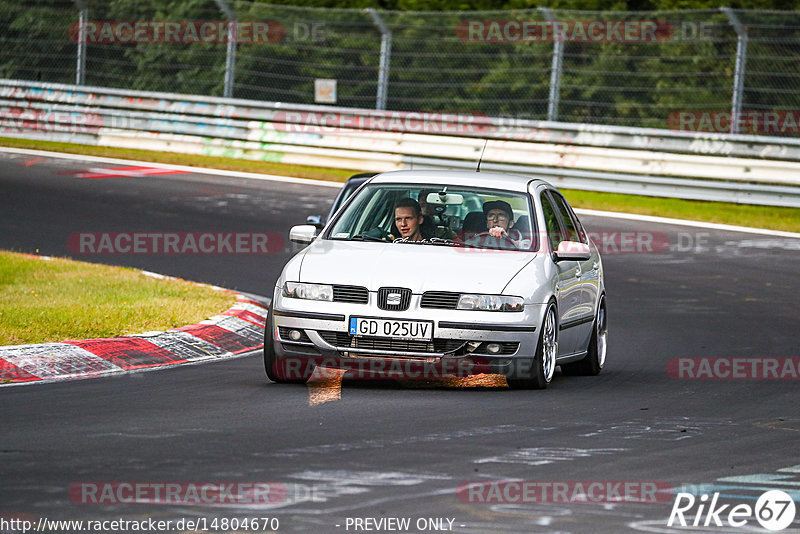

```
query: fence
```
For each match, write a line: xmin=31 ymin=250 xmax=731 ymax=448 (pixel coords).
xmin=3 ymin=2 xmax=800 ymax=135
xmin=4 ymin=79 xmax=800 ymax=207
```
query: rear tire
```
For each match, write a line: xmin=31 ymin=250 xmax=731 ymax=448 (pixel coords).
xmin=507 ymin=303 xmax=557 ymax=390
xmin=561 ymin=295 xmax=606 ymax=376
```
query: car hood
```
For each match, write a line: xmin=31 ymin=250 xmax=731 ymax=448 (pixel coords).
xmin=298 ymin=240 xmax=537 ymax=294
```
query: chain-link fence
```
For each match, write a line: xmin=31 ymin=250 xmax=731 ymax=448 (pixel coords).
xmin=3 ymin=1 xmax=800 ymax=135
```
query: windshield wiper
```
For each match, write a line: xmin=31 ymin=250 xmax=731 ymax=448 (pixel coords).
xmin=348 ymin=233 xmax=386 ymax=242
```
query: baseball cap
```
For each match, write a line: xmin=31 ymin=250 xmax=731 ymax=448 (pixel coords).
xmin=482 ymin=200 xmax=513 ymax=220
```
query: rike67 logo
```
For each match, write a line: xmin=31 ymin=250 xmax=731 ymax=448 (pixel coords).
xmin=668 ymin=490 xmax=796 ymax=531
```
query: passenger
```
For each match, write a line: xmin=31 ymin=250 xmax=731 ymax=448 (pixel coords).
xmin=418 ymin=189 xmax=443 ymax=220
xmin=418 ymin=189 xmax=455 ymax=239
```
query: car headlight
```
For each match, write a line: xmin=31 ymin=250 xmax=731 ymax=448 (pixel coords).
xmin=282 ymin=282 xmax=333 ymax=301
xmin=457 ymin=294 xmax=524 ymax=312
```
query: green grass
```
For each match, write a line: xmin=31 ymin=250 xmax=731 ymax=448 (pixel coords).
xmin=0 ymin=251 xmax=236 ymax=346
xmin=2 ymin=136 xmax=799 ymax=233
xmin=561 ymin=189 xmax=800 ymax=233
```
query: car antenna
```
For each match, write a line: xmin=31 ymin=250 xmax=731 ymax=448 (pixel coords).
xmin=476 ymin=139 xmax=488 ymax=172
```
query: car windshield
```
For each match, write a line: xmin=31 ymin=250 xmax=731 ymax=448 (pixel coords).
xmin=326 ymin=183 xmax=537 ymax=251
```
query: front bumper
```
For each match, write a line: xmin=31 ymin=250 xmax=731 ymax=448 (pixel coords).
xmin=269 ymin=289 xmax=546 ymax=379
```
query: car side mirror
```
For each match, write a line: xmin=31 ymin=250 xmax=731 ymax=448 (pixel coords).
xmin=289 ymin=225 xmax=318 ymax=244
xmin=554 ymin=241 xmax=590 ymax=261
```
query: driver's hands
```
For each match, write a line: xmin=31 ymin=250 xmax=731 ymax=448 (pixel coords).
xmin=489 ymin=227 xmax=507 ymax=238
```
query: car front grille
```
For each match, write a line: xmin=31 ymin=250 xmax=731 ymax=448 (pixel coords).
xmin=377 ymin=287 xmax=412 ymax=311
xmin=420 ymin=291 xmax=461 ymax=309
xmin=318 ymin=331 xmax=464 ymax=354
xmin=333 ymin=285 xmax=369 ymax=304
xmin=352 ymin=337 xmax=432 ymax=353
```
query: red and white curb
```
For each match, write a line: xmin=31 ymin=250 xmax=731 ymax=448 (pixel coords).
xmin=0 ymin=271 xmax=268 ymax=387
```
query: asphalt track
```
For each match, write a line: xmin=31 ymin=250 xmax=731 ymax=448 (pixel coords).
xmin=1 ymin=150 xmax=799 ymax=533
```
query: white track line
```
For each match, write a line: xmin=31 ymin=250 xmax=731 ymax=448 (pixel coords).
xmin=0 ymin=146 xmax=342 ymax=188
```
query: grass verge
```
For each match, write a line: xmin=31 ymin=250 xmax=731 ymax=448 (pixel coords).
xmin=562 ymin=189 xmax=800 ymax=233
xmin=2 ymin=137 xmax=799 ymax=233
xmin=0 ymin=251 xmax=236 ymax=346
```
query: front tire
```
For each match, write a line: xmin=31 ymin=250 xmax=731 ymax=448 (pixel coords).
xmin=263 ymin=310 xmax=283 ymax=383
xmin=263 ymin=310 xmax=312 ymax=384
xmin=508 ymin=302 xmax=557 ymax=390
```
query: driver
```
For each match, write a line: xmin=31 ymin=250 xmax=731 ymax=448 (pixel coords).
xmin=484 ymin=200 xmax=516 ymax=239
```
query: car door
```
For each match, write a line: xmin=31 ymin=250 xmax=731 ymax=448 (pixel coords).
xmin=540 ymin=191 xmax=582 ymax=356
xmin=547 ymin=191 xmax=597 ymax=354
xmin=557 ymin=193 xmax=599 ymax=313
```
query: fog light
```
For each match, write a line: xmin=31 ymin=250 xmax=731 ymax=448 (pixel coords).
xmin=486 ymin=343 xmax=501 ymax=354
xmin=289 ymin=329 xmax=303 ymax=341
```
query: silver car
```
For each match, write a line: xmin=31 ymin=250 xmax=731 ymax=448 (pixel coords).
xmin=265 ymin=170 xmax=607 ymax=389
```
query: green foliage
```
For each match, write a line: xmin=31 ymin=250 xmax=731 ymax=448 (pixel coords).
xmin=2 ymin=2 xmax=800 ymax=132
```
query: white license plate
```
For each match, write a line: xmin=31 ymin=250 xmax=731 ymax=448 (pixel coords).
xmin=349 ymin=317 xmax=433 ymax=341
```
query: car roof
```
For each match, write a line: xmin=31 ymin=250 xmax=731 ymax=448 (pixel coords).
xmin=369 ymin=170 xmax=549 ymax=193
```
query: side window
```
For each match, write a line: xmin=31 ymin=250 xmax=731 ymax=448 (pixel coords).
xmin=338 ymin=186 xmax=357 ymax=207
xmin=540 ymin=194 xmax=562 ymax=252
xmin=548 ymin=192 xmax=581 ymax=244
xmin=552 ymin=192 xmax=587 ymax=243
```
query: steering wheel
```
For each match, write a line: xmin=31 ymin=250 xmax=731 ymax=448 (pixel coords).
xmin=474 ymin=230 xmax=518 ymax=250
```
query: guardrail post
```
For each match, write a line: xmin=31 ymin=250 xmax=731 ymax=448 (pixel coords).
xmin=365 ymin=8 xmax=392 ymax=110
xmin=721 ymin=7 xmax=748 ymax=134
xmin=74 ymin=0 xmax=88 ymax=85
xmin=540 ymin=8 xmax=563 ymax=122
xmin=215 ymin=0 xmax=237 ymax=99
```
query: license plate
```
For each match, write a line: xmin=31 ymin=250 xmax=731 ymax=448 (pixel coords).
xmin=349 ymin=317 xmax=433 ymax=341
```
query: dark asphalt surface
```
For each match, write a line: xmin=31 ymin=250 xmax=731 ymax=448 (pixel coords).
xmin=1 ymin=150 xmax=799 ymax=534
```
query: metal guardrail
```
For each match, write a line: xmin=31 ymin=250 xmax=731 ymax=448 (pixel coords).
xmin=2 ymin=79 xmax=800 ymax=208
xmin=402 ymin=156 xmax=800 ymax=207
